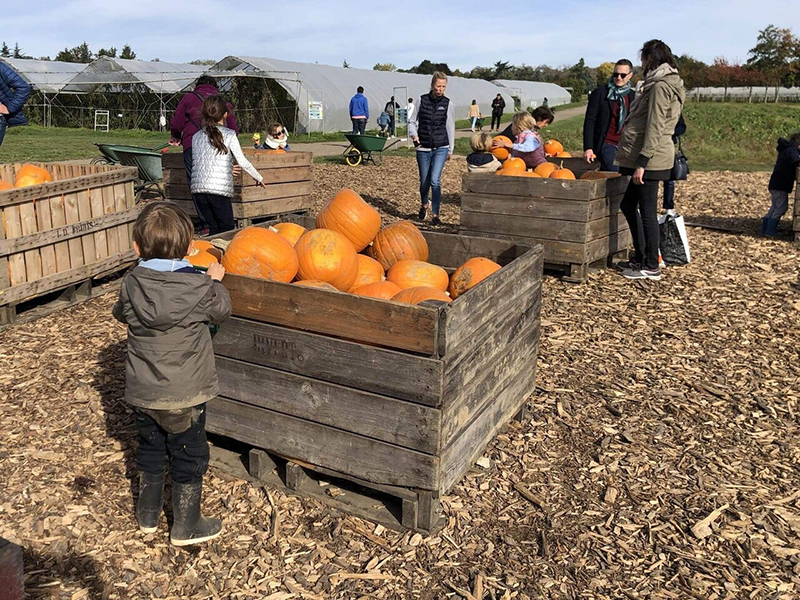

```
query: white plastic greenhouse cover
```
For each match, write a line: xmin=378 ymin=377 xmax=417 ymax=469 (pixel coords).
xmin=492 ymin=80 xmax=571 ymax=110
xmin=0 ymin=58 xmax=87 ymax=94
xmin=209 ymin=55 xmax=517 ymax=133
xmin=61 ymin=57 xmax=207 ymax=94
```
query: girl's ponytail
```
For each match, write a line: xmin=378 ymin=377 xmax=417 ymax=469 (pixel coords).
xmin=201 ymin=95 xmax=229 ymax=155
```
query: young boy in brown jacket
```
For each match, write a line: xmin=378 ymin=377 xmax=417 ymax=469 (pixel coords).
xmin=112 ymin=202 xmax=231 ymax=546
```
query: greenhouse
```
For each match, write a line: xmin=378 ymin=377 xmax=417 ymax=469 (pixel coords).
xmin=492 ymin=79 xmax=572 ymax=111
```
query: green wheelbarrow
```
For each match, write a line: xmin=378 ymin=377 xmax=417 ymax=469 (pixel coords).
xmin=91 ymin=142 xmax=170 ymax=166
xmin=113 ymin=145 xmax=169 ymax=201
xmin=342 ymin=133 xmax=401 ymax=166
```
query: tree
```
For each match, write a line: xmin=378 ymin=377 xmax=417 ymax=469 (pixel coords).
xmin=0 ymin=42 xmax=10 ymax=58
xmin=468 ymin=65 xmax=495 ymax=80
xmin=676 ymin=54 xmax=709 ymax=89
xmin=373 ymin=63 xmax=396 ymax=71
xmin=568 ymin=58 xmax=590 ymax=102
xmin=190 ymin=59 xmax=216 ymax=66
xmin=97 ymin=46 xmax=117 ymax=58
xmin=493 ymin=60 xmax=512 ymax=80
xmin=401 ymin=60 xmax=452 ymax=76
xmin=55 ymin=42 xmax=93 ymax=63
xmin=595 ymin=62 xmax=615 ymax=86
xmin=120 ymin=44 xmax=136 ymax=60
xmin=747 ymin=24 xmax=800 ymax=86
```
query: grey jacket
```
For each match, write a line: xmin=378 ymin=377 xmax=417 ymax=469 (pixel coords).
xmin=615 ymin=66 xmax=686 ymax=172
xmin=112 ymin=266 xmax=232 ymax=410
xmin=190 ymin=126 xmax=263 ymax=197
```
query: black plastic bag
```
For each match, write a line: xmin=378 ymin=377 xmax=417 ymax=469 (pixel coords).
xmin=659 ymin=214 xmax=690 ymax=266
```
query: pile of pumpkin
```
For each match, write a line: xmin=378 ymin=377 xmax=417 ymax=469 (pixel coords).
xmin=491 ymin=137 xmax=604 ymax=180
xmin=0 ymin=164 xmax=55 ymax=190
xmin=186 ymin=189 xmax=502 ymax=305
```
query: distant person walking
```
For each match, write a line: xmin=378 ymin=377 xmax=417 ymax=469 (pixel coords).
xmin=615 ymin=39 xmax=686 ymax=281
xmin=408 ymin=72 xmax=455 ymax=227
xmin=468 ymin=100 xmax=481 ymax=132
xmin=384 ymin=96 xmax=400 ymax=136
xmin=349 ymin=86 xmax=369 ymax=135
xmin=542 ymin=97 xmax=549 ymax=107
xmin=406 ymin=97 xmax=415 ymax=123
xmin=0 ymin=62 xmax=32 ymax=148
xmin=490 ymin=93 xmax=506 ymax=132
xmin=583 ymin=59 xmax=635 ymax=171
xmin=169 ymin=75 xmax=238 ymax=233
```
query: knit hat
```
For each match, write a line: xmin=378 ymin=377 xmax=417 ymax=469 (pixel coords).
xmin=252 ymin=133 xmax=261 ymax=141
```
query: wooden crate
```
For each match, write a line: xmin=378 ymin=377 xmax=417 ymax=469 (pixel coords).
xmin=461 ymin=173 xmax=632 ymax=282
xmin=793 ymin=167 xmax=800 ymax=242
xmin=205 ymin=216 xmax=543 ymax=532
xmin=162 ymin=150 xmax=313 ymax=227
xmin=0 ymin=162 xmax=139 ymax=325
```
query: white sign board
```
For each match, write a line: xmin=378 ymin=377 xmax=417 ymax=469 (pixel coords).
xmin=308 ymin=101 xmax=324 ymax=121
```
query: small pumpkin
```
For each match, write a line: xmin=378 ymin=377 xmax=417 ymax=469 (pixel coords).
xmin=352 ymin=280 xmax=402 ymax=300
xmin=533 ymin=162 xmax=557 ymax=177
xmin=221 ymin=226 xmax=298 ymax=282
xmin=0 ymin=179 xmax=13 ymax=191
xmin=491 ymin=135 xmax=512 ymax=161
xmin=185 ymin=240 xmax=222 ymax=269
xmin=555 ymin=151 xmax=572 ymax=158
xmin=387 ymin=260 xmax=449 ymax=291
xmin=368 ymin=220 xmax=428 ymax=271
xmin=448 ymin=257 xmax=502 ymax=299
xmin=580 ymin=171 xmax=621 ymax=180
xmin=502 ymin=157 xmax=527 ymax=173
xmin=550 ymin=163 xmax=576 ymax=180
xmin=391 ymin=286 xmax=451 ymax=305
xmin=350 ymin=254 xmax=384 ymax=291
xmin=295 ymin=228 xmax=359 ymax=291
xmin=14 ymin=164 xmax=54 ymax=187
xmin=543 ymin=140 xmax=563 ymax=157
xmin=272 ymin=222 xmax=307 ymax=247
xmin=294 ymin=280 xmax=339 ymax=291
xmin=316 ymin=188 xmax=381 ymax=252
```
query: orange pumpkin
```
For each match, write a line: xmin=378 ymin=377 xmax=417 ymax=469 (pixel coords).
xmin=368 ymin=220 xmax=429 ymax=270
xmin=491 ymin=135 xmax=512 ymax=161
xmin=496 ymin=169 xmax=522 ymax=176
xmin=448 ymin=257 xmax=502 ymax=299
xmin=185 ymin=240 xmax=222 ymax=269
xmin=392 ymin=286 xmax=451 ymax=305
xmin=550 ymin=166 xmax=576 ymax=180
xmin=295 ymin=228 xmax=359 ymax=291
xmin=294 ymin=280 xmax=339 ymax=291
xmin=387 ymin=260 xmax=448 ymax=291
xmin=14 ymin=164 xmax=54 ymax=187
xmin=221 ymin=226 xmax=298 ymax=282
xmin=272 ymin=222 xmax=306 ymax=247
xmin=533 ymin=162 xmax=557 ymax=177
xmin=543 ymin=140 xmax=563 ymax=157
xmin=350 ymin=254 xmax=384 ymax=291
xmin=520 ymin=171 xmax=542 ymax=177
xmin=316 ymin=188 xmax=381 ymax=252
xmin=555 ymin=151 xmax=572 ymax=158
xmin=352 ymin=280 xmax=402 ymax=300
xmin=502 ymin=157 xmax=527 ymax=173
xmin=580 ymin=171 xmax=621 ymax=180
xmin=0 ymin=180 xmax=12 ymax=191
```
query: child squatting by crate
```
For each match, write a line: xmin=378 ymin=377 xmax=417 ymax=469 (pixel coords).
xmin=763 ymin=133 xmax=800 ymax=237
xmin=493 ymin=107 xmax=555 ymax=170
xmin=112 ymin=201 xmax=232 ymax=546
xmin=466 ymin=132 xmax=501 ymax=173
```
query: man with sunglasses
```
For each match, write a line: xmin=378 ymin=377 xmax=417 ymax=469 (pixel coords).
xmin=583 ymin=59 xmax=635 ymax=171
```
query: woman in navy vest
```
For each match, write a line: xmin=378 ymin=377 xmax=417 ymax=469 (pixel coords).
xmin=408 ymin=72 xmax=455 ymax=226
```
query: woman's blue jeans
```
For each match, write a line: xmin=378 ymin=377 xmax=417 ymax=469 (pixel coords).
xmin=0 ymin=116 xmax=7 ymax=148
xmin=416 ymin=147 xmax=449 ymax=215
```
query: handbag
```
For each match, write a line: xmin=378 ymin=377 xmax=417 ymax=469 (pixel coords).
xmin=670 ymin=137 xmax=689 ymax=181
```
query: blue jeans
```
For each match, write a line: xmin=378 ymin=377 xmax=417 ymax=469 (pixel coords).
xmin=600 ymin=142 xmax=620 ymax=172
xmin=0 ymin=116 xmax=7 ymax=148
xmin=351 ymin=118 xmax=366 ymax=135
xmin=662 ymin=180 xmax=675 ymax=210
xmin=416 ymin=147 xmax=449 ymax=215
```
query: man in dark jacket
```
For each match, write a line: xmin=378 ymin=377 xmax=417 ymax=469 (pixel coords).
xmin=490 ymin=93 xmax=506 ymax=132
xmin=169 ymin=75 xmax=238 ymax=232
xmin=583 ymin=59 xmax=635 ymax=171
xmin=763 ymin=133 xmax=800 ymax=236
xmin=0 ymin=62 xmax=32 ymax=148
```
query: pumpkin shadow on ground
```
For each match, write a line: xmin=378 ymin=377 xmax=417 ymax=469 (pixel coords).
xmin=23 ymin=546 xmax=106 ymax=599
xmin=94 ymin=340 xmax=139 ymax=519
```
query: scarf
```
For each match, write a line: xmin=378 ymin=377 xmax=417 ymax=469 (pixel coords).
xmin=263 ymin=134 xmax=287 ymax=150
xmin=606 ymin=79 xmax=633 ymax=133
xmin=629 ymin=63 xmax=680 ymax=115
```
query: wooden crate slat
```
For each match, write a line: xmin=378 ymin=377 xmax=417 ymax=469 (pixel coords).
xmin=463 ymin=173 xmax=600 ymax=201
xmin=462 ymin=192 xmax=625 ymax=222
xmin=216 ymin=356 xmax=441 ymax=454
xmin=101 ymin=185 xmax=120 ymax=256
xmin=112 ymin=183 xmax=130 ymax=253
xmin=424 ymin=230 xmax=528 ymax=269
xmin=165 ymin=180 xmax=313 ymax=203
xmin=63 ymin=188 xmax=84 ymax=269
xmin=460 ymin=210 xmax=629 ymax=244
xmin=161 ymin=150 xmax=312 ymax=170
xmin=88 ymin=186 xmax=108 ymax=260
xmin=18 ymin=201 xmax=42 ymax=282
xmin=164 ymin=165 xmax=311 ymax=187
xmin=213 ymin=317 xmax=443 ymax=406
xmin=169 ymin=196 xmax=312 ymax=219
xmin=76 ymin=189 xmax=96 ymax=266
xmin=2 ymin=205 xmax=26 ymax=285
xmin=34 ymin=197 xmax=57 ymax=276
xmin=224 ymin=274 xmax=439 ymax=355
xmin=206 ymin=396 xmax=438 ymax=490
xmin=48 ymin=194 xmax=71 ymax=272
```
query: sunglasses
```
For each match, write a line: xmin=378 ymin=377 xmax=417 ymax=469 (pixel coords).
xmin=612 ymin=72 xmax=630 ymax=79
xmin=273 ymin=130 xmax=284 ymax=136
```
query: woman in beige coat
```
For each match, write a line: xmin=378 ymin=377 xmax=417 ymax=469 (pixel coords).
xmin=615 ymin=40 xmax=686 ymax=280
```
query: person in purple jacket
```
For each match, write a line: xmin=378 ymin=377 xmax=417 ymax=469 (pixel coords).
xmin=0 ymin=62 xmax=32 ymax=148
xmin=169 ymin=76 xmax=239 ymax=232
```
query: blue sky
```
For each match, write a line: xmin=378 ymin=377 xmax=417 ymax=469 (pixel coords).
xmin=5 ymin=0 xmax=800 ymax=70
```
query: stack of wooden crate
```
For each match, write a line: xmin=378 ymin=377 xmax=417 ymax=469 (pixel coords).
xmin=162 ymin=150 xmax=313 ymax=228
xmin=0 ymin=162 xmax=139 ymax=326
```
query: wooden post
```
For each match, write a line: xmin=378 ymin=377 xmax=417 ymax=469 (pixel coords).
xmin=248 ymin=449 xmax=277 ymax=481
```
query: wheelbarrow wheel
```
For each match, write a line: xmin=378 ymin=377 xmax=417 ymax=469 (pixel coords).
xmin=90 ymin=156 xmax=113 ymax=165
xmin=345 ymin=150 xmax=362 ymax=167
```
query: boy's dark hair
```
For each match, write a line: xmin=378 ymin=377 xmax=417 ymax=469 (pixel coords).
xmin=789 ymin=132 xmax=800 ymax=146
xmin=531 ymin=106 xmax=555 ymax=124
xmin=133 ymin=202 xmax=194 ymax=260
xmin=196 ymin=75 xmax=218 ymax=88
xmin=640 ymin=40 xmax=678 ymax=74
xmin=357 ymin=86 xmax=364 ymax=93
xmin=615 ymin=59 xmax=634 ymax=70
xmin=201 ymin=95 xmax=229 ymax=155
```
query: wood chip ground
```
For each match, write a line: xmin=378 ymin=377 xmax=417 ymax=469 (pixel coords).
xmin=1 ymin=158 xmax=799 ymax=599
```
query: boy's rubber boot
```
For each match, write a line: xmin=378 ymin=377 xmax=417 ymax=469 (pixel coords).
xmin=170 ymin=481 xmax=223 ymax=546
xmin=136 ymin=471 xmax=166 ymax=533
xmin=761 ymin=217 xmax=769 ymax=235
xmin=764 ymin=218 xmax=780 ymax=238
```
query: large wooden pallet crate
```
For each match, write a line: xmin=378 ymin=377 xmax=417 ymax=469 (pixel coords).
xmin=461 ymin=172 xmax=632 ymax=282
xmin=205 ymin=216 xmax=543 ymax=532
xmin=162 ymin=150 xmax=313 ymax=227
xmin=0 ymin=162 xmax=139 ymax=326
